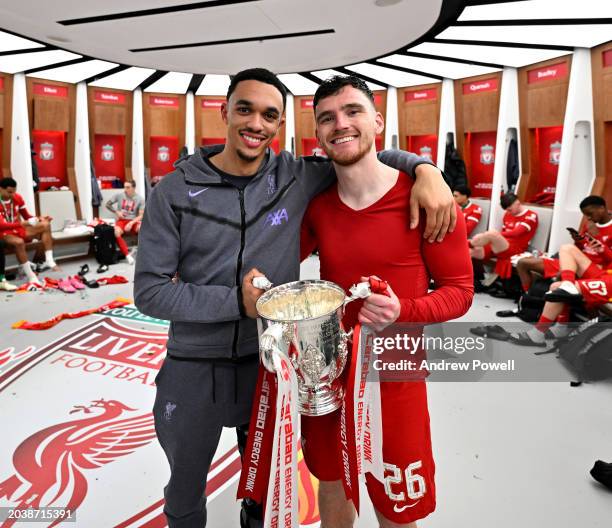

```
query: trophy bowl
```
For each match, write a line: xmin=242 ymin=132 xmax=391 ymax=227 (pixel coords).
xmin=256 ymin=280 xmax=350 ymax=416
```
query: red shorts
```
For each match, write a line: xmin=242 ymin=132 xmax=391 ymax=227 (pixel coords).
xmin=115 ymin=219 xmax=141 ymax=234
xmin=542 ymin=258 xmax=560 ymax=279
xmin=301 ymin=381 xmax=436 ymax=523
xmin=1 ymin=227 xmax=27 ymax=239
xmin=581 ymin=262 xmax=606 ymax=280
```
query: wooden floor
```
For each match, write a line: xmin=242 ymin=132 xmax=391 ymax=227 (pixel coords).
xmin=0 ymin=255 xmax=611 ymax=527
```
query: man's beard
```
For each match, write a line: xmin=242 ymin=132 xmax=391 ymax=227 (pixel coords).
xmin=323 ymin=137 xmax=371 ymax=166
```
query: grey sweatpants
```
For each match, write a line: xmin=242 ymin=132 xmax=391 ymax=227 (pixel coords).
xmin=153 ymin=355 xmax=261 ymax=527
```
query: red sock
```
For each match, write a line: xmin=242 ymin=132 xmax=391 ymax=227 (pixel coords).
xmin=535 ymin=315 xmax=555 ymax=334
xmin=560 ymin=270 xmax=576 ymax=282
xmin=557 ymin=305 xmax=570 ymax=323
xmin=116 ymin=236 xmax=129 ymax=256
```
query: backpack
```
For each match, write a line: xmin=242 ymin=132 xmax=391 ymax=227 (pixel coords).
xmin=92 ymin=224 xmax=119 ymax=265
xmin=555 ymin=320 xmax=612 ymax=381
xmin=516 ymin=278 xmax=552 ymax=322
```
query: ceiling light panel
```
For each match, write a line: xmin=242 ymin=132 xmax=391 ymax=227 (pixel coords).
xmin=340 ymin=65 xmax=388 ymax=90
xmin=144 ymin=71 xmax=192 ymax=93
xmin=196 ymin=74 xmax=230 ymax=95
xmin=0 ymin=49 xmax=80 ymax=74
xmin=340 ymin=64 xmax=392 ymax=89
xmin=0 ymin=30 xmax=43 ymax=52
xmin=410 ymin=42 xmax=570 ymax=69
xmin=89 ymin=66 xmax=156 ymax=90
xmin=26 ymin=59 xmax=118 ymax=83
xmin=459 ymin=0 xmax=612 ymax=21
xmin=379 ymin=54 xmax=499 ymax=79
xmin=312 ymin=68 xmax=385 ymax=91
xmin=339 ymin=62 xmax=438 ymax=88
xmin=438 ymin=24 xmax=612 ymax=48
xmin=277 ymin=74 xmax=321 ymax=96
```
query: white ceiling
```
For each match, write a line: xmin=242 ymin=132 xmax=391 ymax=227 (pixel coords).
xmin=0 ymin=0 xmax=442 ymax=74
xmin=0 ymin=0 xmax=610 ymax=94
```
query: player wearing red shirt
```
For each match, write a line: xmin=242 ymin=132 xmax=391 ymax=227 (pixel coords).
xmin=574 ymin=196 xmax=612 ymax=269
xmin=0 ymin=177 xmax=59 ymax=284
xmin=294 ymin=76 xmax=473 ymax=528
xmin=514 ymin=197 xmax=612 ymax=294
xmin=513 ymin=196 xmax=612 ymax=345
xmin=470 ymin=193 xmax=538 ymax=278
xmin=453 ymin=185 xmax=482 ymax=236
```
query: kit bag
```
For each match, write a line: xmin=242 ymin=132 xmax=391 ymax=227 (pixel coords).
xmin=516 ymin=278 xmax=552 ymax=322
xmin=556 ymin=320 xmax=612 ymax=381
xmin=92 ymin=224 xmax=119 ymax=265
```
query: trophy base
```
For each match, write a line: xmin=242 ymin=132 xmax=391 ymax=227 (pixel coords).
xmin=299 ymin=384 xmax=344 ymax=416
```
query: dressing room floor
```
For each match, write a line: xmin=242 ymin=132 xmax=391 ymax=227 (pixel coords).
xmin=0 ymin=255 xmax=610 ymax=527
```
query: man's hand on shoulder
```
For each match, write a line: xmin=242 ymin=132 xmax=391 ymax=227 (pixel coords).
xmin=242 ymin=268 xmax=267 ymax=318
xmin=411 ymin=164 xmax=457 ymax=243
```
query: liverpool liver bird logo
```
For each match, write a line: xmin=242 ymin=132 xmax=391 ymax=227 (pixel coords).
xmin=0 ymin=398 xmax=156 ymax=527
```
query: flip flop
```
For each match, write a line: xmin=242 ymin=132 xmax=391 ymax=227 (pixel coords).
xmin=69 ymin=276 xmax=86 ymax=290
xmin=58 ymin=278 xmax=76 ymax=294
xmin=82 ymin=277 xmax=100 ymax=288
xmin=78 ymin=264 xmax=90 ymax=277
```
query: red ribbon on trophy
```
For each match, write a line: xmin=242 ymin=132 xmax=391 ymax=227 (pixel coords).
xmin=340 ymin=325 xmax=385 ymax=513
xmin=238 ymin=367 xmax=277 ymax=504
xmin=237 ymin=345 xmax=298 ymax=527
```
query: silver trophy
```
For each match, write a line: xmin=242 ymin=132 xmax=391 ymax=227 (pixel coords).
xmin=255 ymin=278 xmax=375 ymax=416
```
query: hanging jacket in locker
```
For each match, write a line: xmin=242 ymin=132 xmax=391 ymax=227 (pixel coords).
xmin=506 ymin=138 xmax=519 ymax=192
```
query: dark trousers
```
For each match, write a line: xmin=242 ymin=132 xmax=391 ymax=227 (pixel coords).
xmin=0 ymin=239 xmax=6 ymax=276
xmin=153 ymin=355 xmax=262 ymax=527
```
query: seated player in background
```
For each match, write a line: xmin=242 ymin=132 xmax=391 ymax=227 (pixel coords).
xmin=453 ymin=184 xmax=482 ymax=237
xmin=299 ymin=75 xmax=474 ymax=528
xmin=515 ymin=195 xmax=611 ymax=293
xmin=470 ymin=192 xmax=538 ymax=280
xmin=0 ymin=177 xmax=59 ymax=285
xmin=105 ymin=180 xmax=145 ymax=265
xmin=512 ymin=232 xmax=612 ymax=346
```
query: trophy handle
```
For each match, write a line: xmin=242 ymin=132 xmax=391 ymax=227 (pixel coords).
xmin=335 ymin=328 xmax=352 ymax=378
xmin=259 ymin=322 xmax=294 ymax=373
xmin=343 ymin=277 xmax=389 ymax=307
xmin=252 ymin=275 xmax=273 ymax=290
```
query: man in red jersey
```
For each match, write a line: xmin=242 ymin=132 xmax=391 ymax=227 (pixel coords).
xmin=512 ymin=195 xmax=611 ymax=295
xmin=512 ymin=216 xmax=612 ymax=346
xmin=469 ymin=192 xmax=538 ymax=279
xmin=453 ymin=184 xmax=482 ymax=236
xmin=0 ymin=177 xmax=59 ymax=284
xmin=292 ymin=76 xmax=473 ymax=528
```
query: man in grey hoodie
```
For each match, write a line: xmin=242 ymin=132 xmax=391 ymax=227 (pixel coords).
xmin=134 ymin=68 xmax=455 ymax=528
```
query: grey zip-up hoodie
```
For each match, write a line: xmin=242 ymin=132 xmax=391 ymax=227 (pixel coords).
xmin=134 ymin=145 xmax=434 ymax=360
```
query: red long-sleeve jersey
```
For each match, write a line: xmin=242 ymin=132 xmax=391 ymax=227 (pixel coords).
xmin=461 ymin=200 xmax=483 ymax=236
xmin=577 ymin=219 xmax=612 ymax=268
xmin=0 ymin=193 xmax=33 ymax=235
xmin=501 ymin=208 xmax=538 ymax=251
xmin=301 ymin=172 xmax=474 ymax=325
